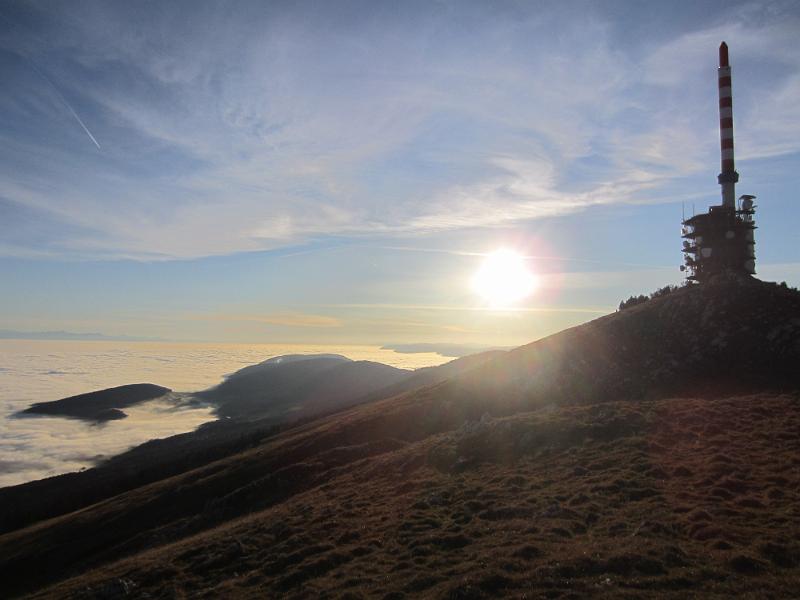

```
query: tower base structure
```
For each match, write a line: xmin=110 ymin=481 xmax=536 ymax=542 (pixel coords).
xmin=681 ymin=198 xmax=756 ymax=283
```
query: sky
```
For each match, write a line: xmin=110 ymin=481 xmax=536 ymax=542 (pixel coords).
xmin=1 ymin=0 xmax=799 ymax=347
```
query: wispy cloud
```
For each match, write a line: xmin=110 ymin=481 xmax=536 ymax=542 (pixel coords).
xmin=321 ymin=303 xmax=612 ymax=315
xmin=198 ymin=312 xmax=343 ymax=328
xmin=0 ymin=2 xmax=798 ymax=260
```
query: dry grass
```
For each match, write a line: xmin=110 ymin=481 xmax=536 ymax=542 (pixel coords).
xmin=3 ymin=278 xmax=799 ymax=599
xmin=15 ymin=393 xmax=800 ymax=599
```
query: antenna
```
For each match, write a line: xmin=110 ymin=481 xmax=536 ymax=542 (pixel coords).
xmin=717 ymin=41 xmax=739 ymax=208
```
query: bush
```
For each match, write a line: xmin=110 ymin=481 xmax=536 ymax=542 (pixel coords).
xmin=618 ymin=294 xmax=649 ymax=311
xmin=650 ymin=284 xmax=680 ymax=299
xmin=618 ymin=283 xmax=685 ymax=311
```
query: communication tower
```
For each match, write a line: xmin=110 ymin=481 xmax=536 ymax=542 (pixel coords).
xmin=681 ymin=43 xmax=757 ymax=282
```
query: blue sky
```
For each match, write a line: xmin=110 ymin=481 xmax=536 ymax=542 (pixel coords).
xmin=1 ymin=0 xmax=799 ymax=345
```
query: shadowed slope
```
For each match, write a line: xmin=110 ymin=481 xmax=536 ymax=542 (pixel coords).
xmin=13 ymin=393 xmax=800 ymax=599
xmin=355 ymin=349 xmax=507 ymax=405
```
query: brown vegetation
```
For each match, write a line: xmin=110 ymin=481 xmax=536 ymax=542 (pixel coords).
xmin=1 ymin=278 xmax=799 ymax=598
xmin=7 ymin=393 xmax=800 ymax=599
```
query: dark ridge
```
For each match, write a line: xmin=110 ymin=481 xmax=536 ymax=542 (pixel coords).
xmin=197 ymin=355 xmax=412 ymax=420
xmin=17 ymin=384 xmax=171 ymax=422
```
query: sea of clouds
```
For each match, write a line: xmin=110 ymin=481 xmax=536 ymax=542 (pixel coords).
xmin=0 ymin=340 xmax=445 ymax=487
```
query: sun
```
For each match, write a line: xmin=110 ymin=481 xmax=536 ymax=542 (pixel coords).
xmin=471 ymin=249 xmax=537 ymax=308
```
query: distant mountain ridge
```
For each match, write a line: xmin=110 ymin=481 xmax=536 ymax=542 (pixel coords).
xmin=0 ymin=329 xmax=161 ymax=342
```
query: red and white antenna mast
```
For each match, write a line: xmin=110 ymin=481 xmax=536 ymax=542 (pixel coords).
xmin=717 ymin=41 xmax=738 ymax=209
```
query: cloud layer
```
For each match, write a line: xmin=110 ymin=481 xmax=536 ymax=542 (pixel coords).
xmin=0 ymin=338 xmax=449 ymax=487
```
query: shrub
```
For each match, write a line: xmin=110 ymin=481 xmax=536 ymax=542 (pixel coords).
xmin=618 ymin=283 xmax=685 ymax=311
xmin=618 ymin=294 xmax=649 ymax=311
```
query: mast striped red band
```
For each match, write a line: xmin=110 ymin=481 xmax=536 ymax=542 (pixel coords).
xmin=718 ymin=61 xmax=734 ymax=173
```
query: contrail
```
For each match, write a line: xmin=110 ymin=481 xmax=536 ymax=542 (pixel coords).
xmin=30 ymin=63 xmax=101 ymax=150
xmin=60 ymin=96 xmax=102 ymax=150
xmin=0 ymin=11 xmax=101 ymax=150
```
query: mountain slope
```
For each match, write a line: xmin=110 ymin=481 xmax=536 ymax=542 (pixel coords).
xmin=2 ymin=278 xmax=799 ymax=598
xmin=448 ymin=276 xmax=799 ymax=411
xmin=10 ymin=392 xmax=800 ymax=599
xmin=0 ymin=350 xmax=502 ymax=535
xmin=356 ymin=349 xmax=507 ymax=405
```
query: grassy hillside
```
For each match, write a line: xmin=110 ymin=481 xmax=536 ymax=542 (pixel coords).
xmin=1 ymin=277 xmax=799 ymax=598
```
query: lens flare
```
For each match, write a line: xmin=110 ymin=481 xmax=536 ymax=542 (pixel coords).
xmin=471 ymin=249 xmax=536 ymax=308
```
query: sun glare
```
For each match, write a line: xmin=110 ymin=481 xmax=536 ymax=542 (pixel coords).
xmin=471 ymin=249 xmax=537 ymax=308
